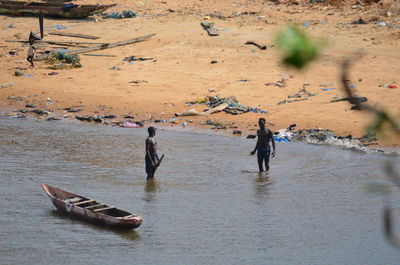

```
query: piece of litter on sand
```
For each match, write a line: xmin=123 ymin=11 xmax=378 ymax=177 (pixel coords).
xmin=0 ymin=82 xmax=17 ymax=89
xmin=245 ymin=41 xmax=267 ymax=50
xmin=120 ymin=121 xmax=143 ymax=128
xmin=321 ymin=87 xmax=337 ymax=91
xmin=129 ymin=80 xmax=148 ymax=84
xmin=200 ymin=21 xmax=219 ymax=36
xmin=123 ymin=55 xmax=155 ymax=62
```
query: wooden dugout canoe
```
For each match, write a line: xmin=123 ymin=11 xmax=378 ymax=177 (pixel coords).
xmin=41 ymin=184 xmax=142 ymax=229
xmin=0 ymin=1 xmax=116 ymax=18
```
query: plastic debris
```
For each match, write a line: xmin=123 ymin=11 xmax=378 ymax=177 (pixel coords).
xmin=265 ymin=79 xmax=288 ymax=87
xmin=129 ymin=80 xmax=148 ymax=84
xmin=15 ymin=71 xmax=23 ymax=76
xmin=47 ymin=49 xmax=81 ymax=68
xmin=120 ymin=121 xmax=143 ymax=128
xmin=321 ymin=87 xmax=336 ymax=91
xmin=105 ymin=10 xmax=137 ymax=19
xmin=123 ymin=56 xmax=154 ymax=62
xmin=204 ymin=96 xmax=266 ymax=114
xmin=75 ymin=115 xmax=104 ymax=123
xmin=288 ymin=88 xmax=317 ymax=98
xmin=200 ymin=21 xmax=219 ymax=36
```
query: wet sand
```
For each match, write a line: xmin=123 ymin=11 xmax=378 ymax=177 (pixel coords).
xmin=0 ymin=0 xmax=399 ymax=147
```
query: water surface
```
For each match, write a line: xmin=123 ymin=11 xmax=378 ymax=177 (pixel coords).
xmin=0 ymin=117 xmax=399 ymax=265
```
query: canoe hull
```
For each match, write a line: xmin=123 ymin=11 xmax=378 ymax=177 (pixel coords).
xmin=0 ymin=1 xmax=116 ymax=18
xmin=41 ymin=184 xmax=142 ymax=229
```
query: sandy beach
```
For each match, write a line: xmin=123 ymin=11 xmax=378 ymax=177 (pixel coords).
xmin=0 ymin=0 xmax=399 ymax=147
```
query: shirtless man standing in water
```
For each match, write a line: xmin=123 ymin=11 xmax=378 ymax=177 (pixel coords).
xmin=250 ymin=118 xmax=276 ymax=173
xmin=145 ymin=126 xmax=160 ymax=180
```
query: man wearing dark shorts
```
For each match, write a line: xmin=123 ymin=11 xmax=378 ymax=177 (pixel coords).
xmin=250 ymin=118 xmax=276 ymax=173
xmin=145 ymin=126 xmax=159 ymax=180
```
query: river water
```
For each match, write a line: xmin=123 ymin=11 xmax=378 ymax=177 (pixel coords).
xmin=0 ymin=117 xmax=399 ymax=265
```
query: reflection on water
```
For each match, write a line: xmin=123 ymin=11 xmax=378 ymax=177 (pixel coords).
xmin=143 ymin=179 xmax=160 ymax=203
xmin=0 ymin=117 xmax=400 ymax=265
xmin=253 ymin=175 xmax=273 ymax=202
xmin=49 ymin=210 xmax=141 ymax=241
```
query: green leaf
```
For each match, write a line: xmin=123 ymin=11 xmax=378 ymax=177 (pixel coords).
xmin=276 ymin=25 xmax=322 ymax=69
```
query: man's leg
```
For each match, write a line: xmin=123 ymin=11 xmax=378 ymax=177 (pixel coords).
xmin=257 ymin=154 xmax=264 ymax=172
xmin=264 ymin=156 xmax=270 ymax=172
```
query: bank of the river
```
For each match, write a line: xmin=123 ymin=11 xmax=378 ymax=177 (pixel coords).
xmin=1 ymin=0 xmax=399 ymax=147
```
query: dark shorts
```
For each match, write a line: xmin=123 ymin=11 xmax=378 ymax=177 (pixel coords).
xmin=145 ymin=155 xmax=156 ymax=174
xmin=257 ymin=146 xmax=270 ymax=161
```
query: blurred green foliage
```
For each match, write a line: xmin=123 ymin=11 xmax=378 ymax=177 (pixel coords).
xmin=368 ymin=110 xmax=399 ymax=139
xmin=275 ymin=25 xmax=322 ymax=69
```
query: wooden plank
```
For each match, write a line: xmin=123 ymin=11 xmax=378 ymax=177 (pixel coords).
xmin=48 ymin=32 xmax=100 ymax=40
xmin=0 ymin=82 xmax=17 ymax=89
xmin=82 ymin=54 xmax=116 ymax=57
xmin=94 ymin=206 xmax=116 ymax=212
xmin=35 ymin=33 xmax=156 ymax=61
xmin=73 ymin=199 xmax=95 ymax=206
xmin=6 ymin=39 xmax=107 ymax=45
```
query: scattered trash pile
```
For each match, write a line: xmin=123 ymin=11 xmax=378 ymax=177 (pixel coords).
xmin=292 ymin=129 xmax=377 ymax=148
xmin=75 ymin=115 xmax=143 ymax=128
xmin=123 ymin=55 xmax=155 ymax=62
xmin=46 ymin=49 xmax=82 ymax=69
xmin=247 ymin=123 xmax=378 ymax=149
xmin=277 ymin=88 xmax=317 ymax=105
xmin=182 ymin=95 xmax=268 ymax=116
xmin=104 ymin=10 xmax=136 ymax=19
xmin=208 ymin=96 xmax=267 ymax=114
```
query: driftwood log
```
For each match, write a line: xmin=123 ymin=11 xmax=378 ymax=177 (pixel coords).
xmin=34 ymin=33 xmax=156 ymax=61
xmin=48 ymin=32 xmax=100 ymax=39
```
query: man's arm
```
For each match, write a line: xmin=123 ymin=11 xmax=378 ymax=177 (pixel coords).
xmin=250 ymin=132 xmax=260 ymax=155
xmin=270 ymin=130 xmax=276 ymax=158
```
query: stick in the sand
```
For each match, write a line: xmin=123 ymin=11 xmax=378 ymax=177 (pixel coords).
xmin=34 ymin=33 xmax=156 ymax=61
xmin=48 ymin=32 xmax=100 ymax=40
xmin=39 ymin=12 xmax=44 ymax=39
xmin=245 ymin=41 xmax=267 ymax=50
